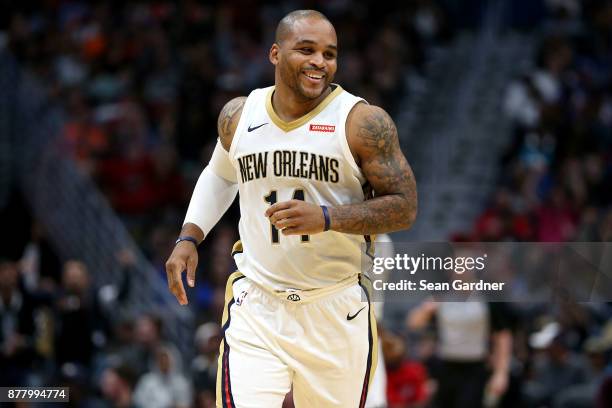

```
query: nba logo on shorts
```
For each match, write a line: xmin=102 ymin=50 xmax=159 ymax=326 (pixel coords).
xmin=236 ymin=291 xmax=248 ymax=306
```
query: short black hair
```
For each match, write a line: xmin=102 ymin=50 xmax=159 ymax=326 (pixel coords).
xmin=275 ymin=10 xmax=332 ymax=44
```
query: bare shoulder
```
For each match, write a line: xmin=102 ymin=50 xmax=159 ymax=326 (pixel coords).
xmin=346 ymin=103 xmax=398 ymax=164
xmin=217 ymin=96 xmax=247 ymax=151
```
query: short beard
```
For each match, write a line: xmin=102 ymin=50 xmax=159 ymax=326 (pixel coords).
xmin=279 ymin=62 xmax=327 ymax=101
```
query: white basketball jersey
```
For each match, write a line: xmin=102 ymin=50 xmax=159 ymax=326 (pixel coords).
xmin=228 ymin=84 xmax=373 ymax=291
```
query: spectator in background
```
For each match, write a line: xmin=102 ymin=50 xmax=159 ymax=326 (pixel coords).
xmin=553 ymin=324 xmax=612 ymax=408
xmin=58 ymin=363 xmax=102 ymax=408
xmin=534 ymin=186 xmax=578 ymax=242
xmin=133 ymin=345 xmax=192 ymax=408
xmin=473 ymin=188 xmax=534 ymax=241
xmin=99 ymin=315 xmax=138 ymax=373
xmin=523 ymin=323 xmax=592 ymax=407
xmin=383 ymin=330 xmax=429 ymax=408
xmin=130 ymin=313 xmax=182 ymax=379
xmin=200 ymin=223 xmax=239 ymax=318
xmin=19 ymin=222 xmax=63 ymax=294
xmin=408 ymin=298 xmax=514 ymax=408
xmin=0 ymin=259 xmax=40 ymax=387
xmin=503 ymin=35 xmax=572 ymax=131
xmin=60 ymin=88 xmax=110 ymax=174
xmin=146 ymin=223 xmax=178 ymax=275
xmin=191 ymin=322 xmax=222 ymax=408
xmin=95 ymin=141 xmax=186 ymax=217
xmin=100 ymin=364 xmax=138 ymax=408
xmin=54 ymin=260 xmax=109 ymax=374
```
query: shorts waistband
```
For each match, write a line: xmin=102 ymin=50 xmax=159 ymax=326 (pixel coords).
xmin=254 ymin=275 xmax=359 ymax=304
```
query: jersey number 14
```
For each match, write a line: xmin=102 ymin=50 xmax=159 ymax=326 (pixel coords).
xmin=264 ymin=189 xmax=310 ymax=244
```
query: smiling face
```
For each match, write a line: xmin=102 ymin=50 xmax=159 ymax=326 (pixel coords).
xmin=270 ymin=16 xmax=338 ymax=101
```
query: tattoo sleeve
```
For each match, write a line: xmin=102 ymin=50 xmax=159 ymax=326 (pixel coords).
xmin=217 ymin=96 xmax=247 ymax=151
xmin=329 ymin=106 xmax=417 ymax=234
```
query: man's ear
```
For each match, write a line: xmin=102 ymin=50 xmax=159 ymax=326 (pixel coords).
xmin=269 ymin=44 xmax=280 ymax=65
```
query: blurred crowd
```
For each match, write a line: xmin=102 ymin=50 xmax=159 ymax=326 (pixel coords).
xmin=476 ymin=0 xmax=612 ymax=243
xmin=2 ymin=0 xmax=612 ymax=407
xmin=1 ymin=254 xmax=222 ymax=407
xmin=438 ymin=1 xmax=612 ymax=408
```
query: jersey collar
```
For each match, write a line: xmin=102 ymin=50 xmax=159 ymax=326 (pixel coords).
xmin=265 ymin=84 xmax=343 ymax=132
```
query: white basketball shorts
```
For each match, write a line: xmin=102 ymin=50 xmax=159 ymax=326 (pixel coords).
xmin=216 ymin=272 xmax=378 ymax=408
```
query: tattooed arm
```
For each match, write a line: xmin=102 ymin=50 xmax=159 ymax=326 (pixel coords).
xmin=218 ymin=96 xmax=247 ymax=151
xmin=328 ymin=103 xmax=417 ymax=234
xmin=267 ymin=102 xmax=417 ymax=236
xmin=165 ymin=96 xmax=245 ymax=305
xmin=178 ymin=95 xmax=246 ymax=242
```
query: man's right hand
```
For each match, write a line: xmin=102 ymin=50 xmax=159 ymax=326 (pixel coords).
xmin=165 ymin=241 xmax=199 ymax=305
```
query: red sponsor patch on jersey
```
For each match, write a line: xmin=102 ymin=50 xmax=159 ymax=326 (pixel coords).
xmin=309 ymin=124 xmax=336 ymax=132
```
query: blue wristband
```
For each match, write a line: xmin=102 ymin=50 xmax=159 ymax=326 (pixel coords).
xmin=321 ymin=205 xmax=331 ymax=231
xmin=175 ymin=236 xmax=199 ymax=247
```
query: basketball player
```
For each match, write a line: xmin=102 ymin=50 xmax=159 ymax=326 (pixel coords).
xmin=165 ymin=10 xmax=417 ymax=408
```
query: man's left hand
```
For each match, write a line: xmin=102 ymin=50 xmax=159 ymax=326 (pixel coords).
xmin=265 ymin=200 xmax=327 ymax=235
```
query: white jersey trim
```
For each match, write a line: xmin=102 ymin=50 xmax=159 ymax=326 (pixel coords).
xmin=228 ymin=90 xmax=258 ymax=159
xmin=265 ymin=85 xmax=344 ymax=132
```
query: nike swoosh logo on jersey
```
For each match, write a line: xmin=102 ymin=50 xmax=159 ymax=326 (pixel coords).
xmin=347 ymin=306 xmax=366 ymax=321
xmin=247 ymin=123 xmax=268 ymax=132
